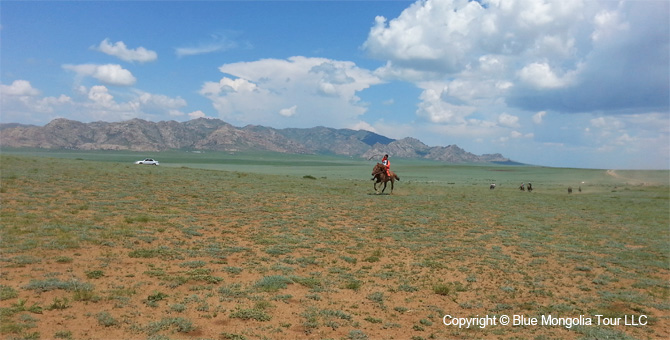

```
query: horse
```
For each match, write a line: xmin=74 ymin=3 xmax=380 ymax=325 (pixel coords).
xmin=371 ymin=163 xmax=400 ymax=194
xmin=527 ymin=182 xmax=533 ymax=192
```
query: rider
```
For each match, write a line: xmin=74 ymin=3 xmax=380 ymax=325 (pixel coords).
xmin=381 ymin=154 xmax=391 ymax=177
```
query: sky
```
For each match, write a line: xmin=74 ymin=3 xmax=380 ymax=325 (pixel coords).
xmin=1 ymin=0 xmax=668 ymax=170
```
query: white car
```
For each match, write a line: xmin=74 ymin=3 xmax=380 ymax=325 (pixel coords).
xmin=135 ymin=158 xmax=159 ymax=166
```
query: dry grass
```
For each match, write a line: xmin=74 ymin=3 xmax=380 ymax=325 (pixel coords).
xmin=1 ymin=154 xmax=668 ymax=339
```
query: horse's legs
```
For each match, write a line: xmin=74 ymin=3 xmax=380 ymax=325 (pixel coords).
xmin=381 ymin=181 xmax=387 ymax=194
xmin=390 ymin=179 xmax=394 ymax=194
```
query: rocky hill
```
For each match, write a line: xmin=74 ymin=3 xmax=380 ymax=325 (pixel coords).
xmin=0 ymin=118 xmax=513 ymax=164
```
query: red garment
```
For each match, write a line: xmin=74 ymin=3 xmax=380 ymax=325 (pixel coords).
xmin=382 ymin=157 xmax=390 ymax=176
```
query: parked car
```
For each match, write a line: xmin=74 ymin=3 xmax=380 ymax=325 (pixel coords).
xmin=135 ymin=158 xmax=159 ymax=165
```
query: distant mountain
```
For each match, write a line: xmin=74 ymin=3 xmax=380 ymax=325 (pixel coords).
xmin=0 ymin=118 xmax=515 ymax=164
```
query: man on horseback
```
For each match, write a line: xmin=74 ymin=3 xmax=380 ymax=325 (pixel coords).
xmin=381 ymin=154 xmax=391 ymax=177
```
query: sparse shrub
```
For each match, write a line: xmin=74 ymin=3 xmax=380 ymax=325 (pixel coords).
xmin=171 ymin=304 xmax=186 ymax=313
xmin=179 ymin=261 xmax=206 ymax=268
xmin=419 ymin=318 xmax=433 ymax=326
xmin=364 ymin=316 xmax=382 ymax=323
xmin=145 ymin=291 xmax=168 ymax=307
xmin=223 ymin=266 xmax=243 ymax=274
xmin=0 ymin=285 xmax=18 ymax=300
xmin=321 ymin=309 xmax=352 ymax=321
xmin=367 ymin=291 xmax=385 ymax=307
xmin=343 ymin=279 xmax=363 ymax=291
xmin=433 ymin=284 xmax=450 ymax=296
xmin=398 ymin=284 xmax=419 ymax=292
xmin=145 ymin=317 xmax=194 ymax=334
xmin=96 ymin=311 xmax=118 ymax=327
xmin=229 ymin=307 xmax=271 ymax=322
xmin=253 ymin=275 xmax=293 ymax=292
xmin=85 ymin=270 xmax=104 ymax=279
xmin=349 ymin=329 xmax=369 ymax=340
xmin=47 ymin=297 xmax=70 ymax=310
xmin=54 ymin=330 xmax=72 ymax=339
xmin=54 ymin=256 xmax=73 ymax=263
xmin=290 ymin=275 xmax=321 ymax=289
xmin=394 ymin=306 xmax=409 ymax=313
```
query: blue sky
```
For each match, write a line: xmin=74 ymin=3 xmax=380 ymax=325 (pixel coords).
xmin=1 ymin=0 xmax=668 ymax=169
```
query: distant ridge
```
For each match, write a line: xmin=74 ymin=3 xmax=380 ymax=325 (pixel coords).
xmin=0 ymin=118 xmax=515 ymax=164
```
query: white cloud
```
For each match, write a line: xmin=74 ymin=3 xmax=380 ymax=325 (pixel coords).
xmin=95 ymin=39 xmax=157 ymax=63
xmin=134 ymin=90 xmax=187 ymax=109
xmin=279 ymin=105 xmax=297 ymax=117
xmin=176 ymin=45 xmax=226 ymax=57
xmin=188 ymin=110 xmax=207 ymax=119
xmin=1 ymin=80 xmax=41 ymax=96
xmin=591 ymin=9 xmax=629 ymax=42
xmin=532 ymin=111 xmax=546 ymax=124
xmin=364 ymin=0 xmax=668 ymax=116
xmin=415 ymin=87 xmax=476 ymax=124
xmin=63 ymin=64 xmax=136 ymax=86
xmin=497 ymin=112 xmax=520 ymax=128
xmin=200 ymin=56 xmax=382 ymax=128
xmin=350 ymin=120 xmax=377 ymax=132
xmin=87 ymin=85 xmax=115 ymax=107
xmin=175 ymin=33 xmax=242 ymax=57
xmin=518 ymin=62 xmax=577 ymax=89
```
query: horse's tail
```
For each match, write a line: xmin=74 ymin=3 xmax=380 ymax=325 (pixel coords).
xmin=393 ymin=173 xmax=400 ymax=181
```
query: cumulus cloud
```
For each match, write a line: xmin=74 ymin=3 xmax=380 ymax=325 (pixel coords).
xmin=63 ymin=64 xmax=136 ymax=86
xmin=364 ymin=0 xmax=669 ymax=115
xmin=188 ymin=110 xmax=207 ymax=119
xmin=279 ymin=105 xmax=297 ymax=117
xmin=95 ymin=39 xmax=157 ymax=63
xmin=498 ymin=113 xmax=520 ymax=128
xmin=415 ymin=87 xmax=475 ymax=124
xmin=1 ymin=80 xmax=73 ymax=123
xmin=0 ymin=80 xmax=41 ymax=96
xmin=518 ymin=62 xmax=577 ymax=89
xmin=1 ymin=80 xmax=190 ymax=123
xmin=199 ymin=56 xmax=382 ymax=128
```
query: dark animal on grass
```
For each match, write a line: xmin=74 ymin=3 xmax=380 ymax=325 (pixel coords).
xmin=519 ymin=182 xmax=525 ymax=191
xmin=527 ymin=182 xmax=533 ymax=192
xmin=568 ymin=186 xmax=573 ymax=194
xmin=371 ymin=163 xmax=400 ymax=194
xmin=490 ymin=183 xmax=496 ymax=190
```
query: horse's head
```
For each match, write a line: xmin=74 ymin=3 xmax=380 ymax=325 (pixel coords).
xmin=372 ymin=163 xmax=385 ymax=176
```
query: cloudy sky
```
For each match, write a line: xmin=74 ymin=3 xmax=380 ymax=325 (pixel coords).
xmin=1 ymin=0 xmax=668 ymax=169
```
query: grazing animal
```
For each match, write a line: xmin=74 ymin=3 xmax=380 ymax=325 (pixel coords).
xmin=490 ymin=183 xmax=496 ymax=190
xmin=527 ymin=182 xmax=533 ymax=192
xmin=578 ymin=186 xmax=582 ymax=193
xmin=568 ymin=186 xmax=573 ymax=194
xmin=371 ymin=163 xmax=400 ymax=194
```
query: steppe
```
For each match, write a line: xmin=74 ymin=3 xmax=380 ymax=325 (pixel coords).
xmin=1 ymin=151 xmax=668 ymax=340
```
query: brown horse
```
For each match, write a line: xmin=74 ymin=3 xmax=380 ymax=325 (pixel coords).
xmin=371 ymin=163 xmax=400 ymax=194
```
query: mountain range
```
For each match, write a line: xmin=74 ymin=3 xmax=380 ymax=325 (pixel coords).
xmin=0 ymin=118 xmax=515 ymax=164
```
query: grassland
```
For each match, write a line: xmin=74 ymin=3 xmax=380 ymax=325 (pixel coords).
xmin=1 ymin=151 xmax=668 ymax=340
